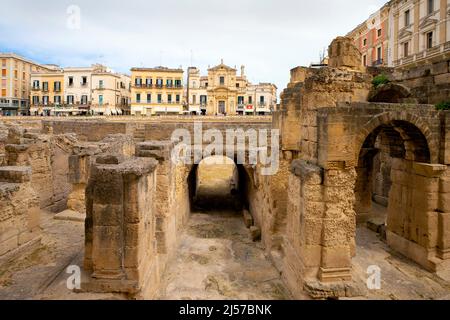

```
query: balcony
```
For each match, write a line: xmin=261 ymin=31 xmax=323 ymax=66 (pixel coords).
xmin=80 ymin=82 xmax=88 ymax=87
xmin=394 ymin=41 xmax=450 ymax=67
xmin=96 ymin=85 xmax=105 ymax=90
xmin=31 ymin=86 xmax=40 ymax=91
xmin=372 ymin=59 xmax=384 ymax=67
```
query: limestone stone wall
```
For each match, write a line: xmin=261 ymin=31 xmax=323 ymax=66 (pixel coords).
xmin=67 ymin=134 xmax=135 ymax=213
xmin=390 ymin=60 xmax=450 ymax=105
xmin=4 ymin=128 xmax=76 ymax=212
xmin=0 ymin=166 xmax=40 ymax=257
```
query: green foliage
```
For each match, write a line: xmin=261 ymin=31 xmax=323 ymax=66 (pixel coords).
xmin=436 ymin=101 xmax=450 ymax=111
xmin=372 ymin=74 xmax=390 ymax=88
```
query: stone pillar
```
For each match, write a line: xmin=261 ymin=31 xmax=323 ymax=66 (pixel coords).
xmin=67 ymin=153 xmax=91 ymax=213
xmin=387 ymin=160 xmax=447 ymax=272
xmin=438 ymin=167 xmax=450 ymax=260
xmin=440 ymin=0 xmax=448 ymax=44
xmin=414 ymin=0 xmax=420 ymax=54
xmin=84 ymin=155 xmax=158 ymax=296
xmin=136 ymin=141 xmax=176 ymax=257
xmin=319 ymin=163 xmax=356 ymax=283
xmin=393 ymin=12 xmax=399 ymax=62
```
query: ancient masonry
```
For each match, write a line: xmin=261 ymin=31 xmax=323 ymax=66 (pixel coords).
xmin=1 ymin=37 xmax=450 ymax=299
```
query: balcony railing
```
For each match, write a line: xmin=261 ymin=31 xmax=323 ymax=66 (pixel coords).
xmin=372 ymin=59 xmax=384 ymax=66
xmin=394 ymin=41 xmax=450 ymax=67
xmin=31 ymin=86 xmax=40 ymax=91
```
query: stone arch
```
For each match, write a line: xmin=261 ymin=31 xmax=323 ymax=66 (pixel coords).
xmin=368 ymin=83 xmax=411 ymax=103
xmin=354 ymin=111 xmax=437 ymax=164
xmin=186 ymin=155 xmax=251 ymax=211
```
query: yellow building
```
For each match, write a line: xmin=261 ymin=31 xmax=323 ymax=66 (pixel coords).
xmin=30 ymin=68 xmax=65 ymax=116
xmin=91 ymin=72 xmax=131 ymax=115
xmin=0 ymin=53 xmax=51 ymax=115
xmin=130 ymin=67 xmax=184 ymax=116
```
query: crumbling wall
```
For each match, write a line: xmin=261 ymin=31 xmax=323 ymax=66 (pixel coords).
xmin=1 ymin=126 xmax=78 ymax=213
xmin=67 ymin=134 xmax=135 ymax=213
xmin=0 ymin=166 xmax=40 ymax=257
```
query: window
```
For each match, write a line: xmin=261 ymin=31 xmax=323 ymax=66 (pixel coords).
xmin=157 ymin=94 xmax=162 ymax=103
xmin=260 ymin=96 xmax=265 ymax=105
xmin=32 ymin=96 xmax=39 ymax=104
xmin=2 ymin=89 xmax=7 ymax=97
xmin=168 ymin=94 xmax=172 ymax=103
xmin=236 ymin=83 xmax=240 ymax=88
xmin=82 ymin=76 xmax=87 ymax=86
xmin=136 ymin=93 xmax=141 ymax=103
xmin=68 ymin=77 xmax=74 ymax=86
xmin=54 ymin=81 xmax=61 ymax=92
xmin=427 ymin=0 xmax=434 ymax=15
xmin=363 ymin=55 xmax=367 ymax=66
xmin=1 ymin=69 xmax=6 ymax=77
xmin=81 ymin=95 xmax=88 ymax=105
xmin=405 ymin=10 xmax=410 ymax=26
xmin=67 ymin=95 xmax=74 ymax=104
xmin=14 ymin=70 xmax=18 ymax=79
xmin=175 ymin=79 xmax=182 ymax=87
xmin=219 ymin=76 xmax=225 ymax=85
xmin=99 ymin=80 xmax=104 ymax=88
xmin=135 ymin=78 xmax=142 ymax=86
xmin=43 ymin=96 xmax=49 ymax=105
xmin=22 ymin=72 xmax=25 ymax=80
xmin=99 ymin=95 xmax=103 ymax=105
xmin=147 ymin=93 xmax=151 ymax=103
xmin=248 ymin=96 xmax=253 ymax=104
xmin=33 ymin=80 xmax=40 ymax=89
xmin=156 ymin=79 xmax=163 ymax=87
xmin=238 ymin=96 xmax=244 ymax=105
xmin=377 ymin=46 xmax=382 ymax=61
xmin=192 ymin=95 xmax=196 ymax=104
xmin=54 ymin=96 xmax=61 ymax=105
xmin=205 ymin=82 xmax=208 ymax=88
xmin=146 ymin=78 xmax=152 ymax=86
xmin=404 ymin=42 xmax=409 ymax=57
xmin=43 ymin=82 xmax=49 ymax=92
xmin=427 ymin=31 xmax=434 ymax=49
xmin=166 ymin=79 xmax=173 ymax=88
xmin=363 ymin=38 xmax=367 ymax=46
xmin=1 ymin=59 xmax=5 ymax=67
xmin=377 ymin=29 xmax=382 ymax=37
xmin=176 ymin=94 xmax=180 ymax=103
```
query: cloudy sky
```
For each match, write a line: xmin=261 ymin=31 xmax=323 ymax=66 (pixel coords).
xmin=0 ymin=0 xmax=386 ymax=92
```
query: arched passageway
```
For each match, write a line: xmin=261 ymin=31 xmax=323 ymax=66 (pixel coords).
xmin=159 ymin=155 xmax=290 ymax=299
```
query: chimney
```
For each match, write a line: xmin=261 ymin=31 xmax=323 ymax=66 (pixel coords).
xmin=241 ymin=65 xmax=245 ymax=77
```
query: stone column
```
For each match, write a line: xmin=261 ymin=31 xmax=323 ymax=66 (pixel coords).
xmin=414 ymin=0 xmax=420 ymax=54
xmin=84 ymin=155 xmax=158 ymax=295
xmin=319 ymin=163 xmax=356 ymax=283
xmin=393 ymin=12 xmax=399 ymax=62
xmin=440 ymin=0 xmax=448 ymax=44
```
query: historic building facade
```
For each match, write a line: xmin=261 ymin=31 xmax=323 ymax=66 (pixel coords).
xmin=347 ymin=3 xmax=390 ymax=67
xmin=0 ymin=53 xmax=52 ymax=115
xmin=30 ymin=64 xmax=130 ymax=116
xmin=390 ymin=0 xmax=450 ymax=68
xmin=186 ymin=61 xmax=277 ymax=116
xmin=130 ymin=67 xmax=184 ymax=116
xmin=347 ymin=0 xmax=450 ymax=68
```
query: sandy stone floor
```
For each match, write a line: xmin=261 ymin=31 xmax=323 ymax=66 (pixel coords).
xmin=157 ymin=210 xmax=292 ymax=300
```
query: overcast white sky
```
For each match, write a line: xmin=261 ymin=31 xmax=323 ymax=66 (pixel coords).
xmin=0 ymin=0 xmax=386 ymax=92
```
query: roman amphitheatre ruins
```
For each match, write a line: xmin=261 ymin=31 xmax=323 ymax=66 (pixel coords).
xmin=1 ymin=37 xmax=450 ymax=300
